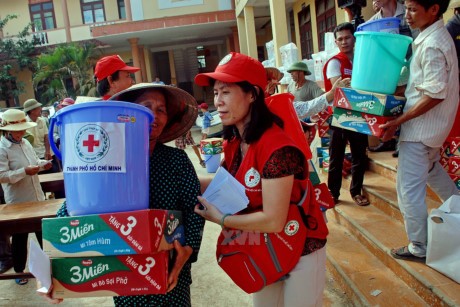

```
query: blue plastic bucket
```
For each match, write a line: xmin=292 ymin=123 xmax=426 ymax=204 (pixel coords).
xmin=49 ymin=101 xmax=154 ymax=216
xmin=356 ymin=17 xmax=401 ymax=34
xmin=351 ymin=32 xmax=413 ymax=94
xmin=204 ymin=154 xmax=221 ymax=173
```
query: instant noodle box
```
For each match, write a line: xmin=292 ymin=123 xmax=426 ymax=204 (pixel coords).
xmin=334 ymin=87 xmax=406 ymax=116
xmin=51 ymin=252 xmax=169 ymax=298
xmin=331 ymin=107 xmax=395 ymax=137
xmin=43 ymin=209 xmax=184 ymax=257
xmin=200 ymin=137 xmax=223 ymax=155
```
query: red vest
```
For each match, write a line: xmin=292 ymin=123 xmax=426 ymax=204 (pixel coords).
xmin=323 ymin=52 xmax=353 ymax=91
xmin=223 ymin=125 xmax=328 ymax=240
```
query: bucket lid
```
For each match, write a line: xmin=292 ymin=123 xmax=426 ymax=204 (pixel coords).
xmin=356 ymin=17 xmax=401 ymax=31
xmin=110 ymin=83 xmax=198 ymax=143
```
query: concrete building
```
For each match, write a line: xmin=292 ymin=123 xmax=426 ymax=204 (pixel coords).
xmin=0 ymin=0 xmax=453 ymax=107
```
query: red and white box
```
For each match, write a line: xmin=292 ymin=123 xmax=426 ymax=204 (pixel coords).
xmin=51 ymin=252 xmax=169 ymax=298
xmin=448 ymin=156 xmax=460 ymax=175
xmin=313 ymin=183 xmax=335 ymax=209
xmin=43 ymin=209 xmax=184 ymax=257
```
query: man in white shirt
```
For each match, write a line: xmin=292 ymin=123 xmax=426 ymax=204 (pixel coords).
xmin=381 ymin=0 xmax=459 ymax=261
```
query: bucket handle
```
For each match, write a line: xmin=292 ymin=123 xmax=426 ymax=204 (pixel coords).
xmin=373 ymin=35 xmax=409 ymax=68
xmin=48 ymin=115 xmax=62 ymax=160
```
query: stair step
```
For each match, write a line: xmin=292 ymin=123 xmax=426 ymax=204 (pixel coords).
xmin=329 ymin=193 xmax=460 ymax=306
xmin=326 ymin=218 xmax=426 ymax=306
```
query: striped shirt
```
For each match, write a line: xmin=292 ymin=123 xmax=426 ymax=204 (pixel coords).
xmin=400 ymin=20 xmax=459 ymax=148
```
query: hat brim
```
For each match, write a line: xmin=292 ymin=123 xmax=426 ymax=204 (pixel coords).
xmin=23 ymin=103 xmax=43 ymax=113
xmin=119 ymin=66 xmax=140 ymax=74
xmin=109 ymin=83 xmax=198 ymax=143
xmin=286 ymin=68 xmax=311 ymax=75
xmin=0 ymin=122 xmax=37 ymax=131
xmin=449 ymin=0 xmax=460 ymax=8
xmin=195 ymin=72 xmax=246 ymax=87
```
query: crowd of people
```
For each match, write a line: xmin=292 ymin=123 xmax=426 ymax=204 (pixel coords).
xmin=0 ymin=0 xmax=458 ymax=304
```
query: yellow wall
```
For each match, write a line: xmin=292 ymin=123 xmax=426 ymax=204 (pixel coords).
xmin=17 ymin=69 xmax=35 ymax=106
xmin=1 ymin=0 xmax=30 ymax=36
xmin=142 ymin=0 xmax=222 ymax=19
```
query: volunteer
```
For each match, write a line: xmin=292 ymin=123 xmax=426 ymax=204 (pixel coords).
xmin=194 ymin=52 xmax=328 ymax=306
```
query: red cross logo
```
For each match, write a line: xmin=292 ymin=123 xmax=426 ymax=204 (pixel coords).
xmin=82 ymin=134 xmax=100 ymax=152
xmin=288 ymin=224 xmax=296 ymax=232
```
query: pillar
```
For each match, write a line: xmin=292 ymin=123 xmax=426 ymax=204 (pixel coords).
xmin=124 ymin=0 xmax=132 ymax=21
xmin=269 ymin=0 xmax=289 ymax=68
xmin=128 ymin=38 xmax=141 ymax=82
xmin=61 ymin=0 xmax=71 ymax=42
xmin=243 ymin=6 xmax=258 ymax=59
xmin=237 ymin=16 xmax=247 ymax=55
xmin=138 ymin=45 xmax=147 ymax=82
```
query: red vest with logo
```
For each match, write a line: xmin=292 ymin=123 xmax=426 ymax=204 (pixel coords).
xmin=322 ymin=52 xmax=353 ymax=91
xmin=223 ymin=124 xmax=328 ymax=240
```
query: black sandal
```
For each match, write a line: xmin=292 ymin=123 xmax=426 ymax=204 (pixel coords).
xmin=391 ymin=246 xmax=426 ymax=263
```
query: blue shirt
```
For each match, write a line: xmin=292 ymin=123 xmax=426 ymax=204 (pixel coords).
xmin=202 ymin=111 xmax=213 ymax=129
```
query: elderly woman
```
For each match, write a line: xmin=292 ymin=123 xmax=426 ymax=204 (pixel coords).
xmin=194 ymin=52 xmax=328 ymax=306
xmin=42 ymin=83 xmax=205 ymax=306
xmin=0 ymin=109 xmax=52 ymax=285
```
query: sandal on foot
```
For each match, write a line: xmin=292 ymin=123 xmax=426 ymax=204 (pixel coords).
xmin=352 ymin=194 xmax=370 ymax=206
xmin=15 ymin=278 xmax=28 ymax=285
xmin=200 ymin=161 xmax=206 ymax=168
xmin=391 ymin=246 xmax=426 ymax=263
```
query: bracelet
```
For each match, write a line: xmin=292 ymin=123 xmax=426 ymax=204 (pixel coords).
xmin=220 ymin=213 xmax=231 ymax=229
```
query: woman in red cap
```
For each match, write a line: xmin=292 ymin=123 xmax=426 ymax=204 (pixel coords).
xmin=194 ymin=52 xmax=328 ymax=306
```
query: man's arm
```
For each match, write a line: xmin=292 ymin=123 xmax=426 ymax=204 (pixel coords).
xmin=380 ymin=95 xmax=443 ymax=141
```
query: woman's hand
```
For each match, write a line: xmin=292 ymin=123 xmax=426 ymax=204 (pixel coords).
xmin=379 ymin=119 xmax=399 ymax=142
xmin=36 ymin=283 xmax=63 ymax=304
xmin=25 ymin=165 xmax=40 ymax=175
xmin=167 ymin=241 xmax=193 ymax=292
xmin=194 ymin=196 xmax=223 ymax=225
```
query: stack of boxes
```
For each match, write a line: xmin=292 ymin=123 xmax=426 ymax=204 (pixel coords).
xmin=440 ymin=137 xmax=460 ymax=190
xmin=331 ymin=87 xmax=406 ymax=137
xmin=42 ymin=209 xmax=184 ymax=298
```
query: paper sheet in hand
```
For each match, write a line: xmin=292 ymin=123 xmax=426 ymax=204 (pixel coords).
xmin=202 ymin=167 xmax=248 ymax=214
xmin=28 ymin=240 xmax=51 ymax=292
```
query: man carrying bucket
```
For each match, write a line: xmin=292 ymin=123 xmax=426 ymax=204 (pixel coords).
xmin=380 ymin=0 xmax=459 ymax=262
xmin=94 ymin=55 xmax=140 ymax=100
xmin=322 ymin=22 xmax=370 ymax=207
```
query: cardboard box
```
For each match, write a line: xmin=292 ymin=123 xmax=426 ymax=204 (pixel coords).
xmin=447 ymin=136 xmax=460 ymax=156
xmin=320 ymin=137 xmax=330 ymax=147
xmin=313 ymin=183 xmax=335 ymax=209
xmin=43 ymin=209 xmax=184 ymax=257
xmin=308 ymin=160 xmax=321 ymax=186
xmin=331 ymin=107 xmax=395 ymax=137
xmin=448 ymin=156 xmax=460 ymax=175
xmin=200 ymin=138 xmax=224 ymax=155
xmin=440 ymin=156 xmax=450 ymax=171
xmin=318 ymin=123 xmax=330 ymax=138
xmin=334 ymin=87 xmax=406 ymax=116
xmin=51 ymin=252 xmax=169 ymax=298
xmin=448 ymin=173 xmax=460 ymax=190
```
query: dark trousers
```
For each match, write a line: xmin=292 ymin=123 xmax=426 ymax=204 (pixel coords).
xmin=12 ymin=232 xmax=42 ymax=273
xmin=327 ymin=127 xmax=368 ymax=199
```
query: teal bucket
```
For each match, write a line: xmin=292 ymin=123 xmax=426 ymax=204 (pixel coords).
xmin=204 ymin=154 xmax=221 ymax=173
xmin=351 ymin=32 xmax=413 ymax=95
xmin=49 ymin=101 xmax=154 ymax=216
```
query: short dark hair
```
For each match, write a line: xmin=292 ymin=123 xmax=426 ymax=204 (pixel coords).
xmin=214 ymin=80 xmax=283 ymax=144
xmin=96 ymin=71 xmax=121 ymax=96
xmin=408 ymin=0 xmax=449 ymax=17
xmin=334 ymin=22 xmax=355 ymax=38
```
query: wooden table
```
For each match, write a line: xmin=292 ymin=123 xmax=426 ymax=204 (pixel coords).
xmin=0 ymin=198 xmax=63 ymax=280
xmin=38 ymin=172 xmax=64 ymax=195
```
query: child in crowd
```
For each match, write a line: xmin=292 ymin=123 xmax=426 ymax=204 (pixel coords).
xmin=199 ymin=102 xmax=213 ymax=140
xmin=175 ymin=130 xmax=206 ymax=167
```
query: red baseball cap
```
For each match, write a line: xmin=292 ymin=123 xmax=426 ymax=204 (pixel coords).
xmin=94 ymin=55 xmax=140 ymax=82
xmin=199 ymin=102 xmax=208 ymax=109
xmin=195 ymin=52 xmax=267 ymax=90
